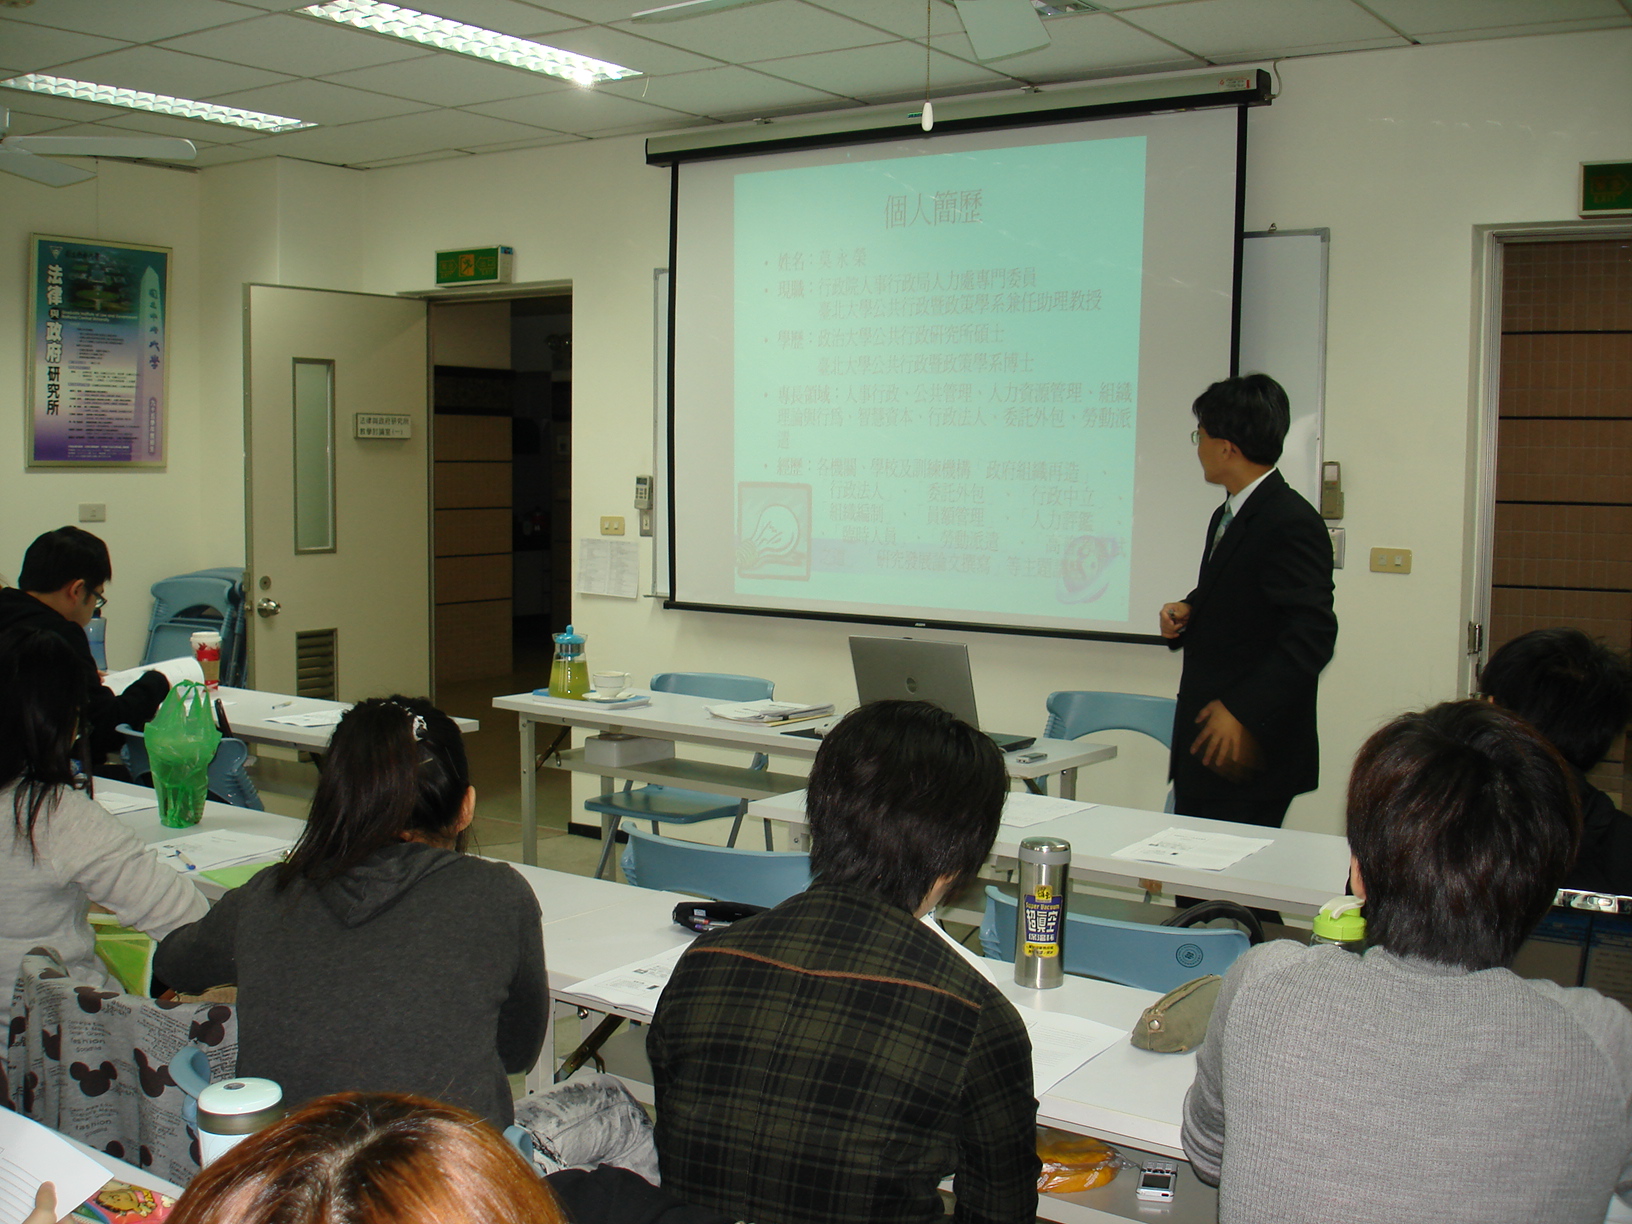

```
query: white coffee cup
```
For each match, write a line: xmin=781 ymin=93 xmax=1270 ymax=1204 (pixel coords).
xmin=591 ymin=670 xmax=629 ymax=696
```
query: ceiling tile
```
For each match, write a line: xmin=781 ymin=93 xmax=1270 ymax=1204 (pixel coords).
xmin=534 ymin=0 xmax=696 ymax=19
xmin=90 ymin=111 xmax=266 ymax=143
xmin=1363 ymin=0 xmax=1626 ymax=37
xmin=601 ymin=64 xmax=844 ymax=115
xmin=1123 ymin=0 xmax=1404 ymax=58
xmin=468 ymin=85 xmax=696 ymax=133
xmin=458 ymin=131 xmax=593 ymax=153
xmin=755 ymin=40 xmax=1011 ymax=99
xmin=50 ymin=46 xmax=294 ymax=97
xmin=948 ymin=13 xmax=1203 ymax=81
xmin=1412 ymin=16 xmax=1632 ymax=42
xmin=352 ymin=147 xmax=475 ymax=168
xmin=537 ymin=24 xmax=726 ymax=74
xmin=323 ymin=54 xmax=561 ymax=105
xmin=577 ymin=114 xmax=720 ymax=137
xmin=0 ymin=109 xmax=80 ymax=135
xmin=244 ymin=106 xmax=556 ymax=161
xmin=802 ymin=0 xmax=968 ymax=40
xmin=159 ymin=14 xmax=434 ymax=77
xmin=384 ymin=0 xmax=585 ymax=36
xmin=0 ymin=17 xmax=129 ymax=72
xmin=203 ymin=78 xmax=433 ymax=124
xmin=607 ymin=1 xmax=895 ymax=62
xmin=3 ymin=0 xmax=251 ymax=43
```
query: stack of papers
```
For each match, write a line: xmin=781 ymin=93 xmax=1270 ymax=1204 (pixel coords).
xmin=1000 ymin=793 xmax=1095 ymax=829
xmin=707 ymin=699 xmax=834 ymax=725
xmin=96 ymin=791 xmax=158 ymax=816
xmin=152 ymin=829 xmax=293 ymax=874
xmin=1110 ymin=827 xmax=1273 ymax=872
xmin=561 ymin=943 xmax=690 ymax=1016
xmin=265 ymin=708 xmax=345 ymax=728
xmin=104 ymin=655 xmax=204 ymax=693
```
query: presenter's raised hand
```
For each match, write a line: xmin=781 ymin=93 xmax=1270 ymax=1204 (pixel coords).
xmin=1159 ymin=602 xmax=1191 ymax=639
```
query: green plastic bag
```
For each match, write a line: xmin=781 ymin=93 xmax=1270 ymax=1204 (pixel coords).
xmin=145 ymin=679 xmax=221 ymax=828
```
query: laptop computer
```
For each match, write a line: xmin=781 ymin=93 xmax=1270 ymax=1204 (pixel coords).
xmin=848 ymin=636 xmax=1036 ymax=753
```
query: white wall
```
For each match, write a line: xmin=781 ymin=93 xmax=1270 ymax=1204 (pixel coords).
xmin=4 ymin=28 xmax=1627 ymax=834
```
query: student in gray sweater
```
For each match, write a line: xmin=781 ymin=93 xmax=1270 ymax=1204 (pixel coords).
xmin=155 ymin=697 xmax=546 ymax=1129
xmin=1183 ymin=700 xmax=1632 ymax=1224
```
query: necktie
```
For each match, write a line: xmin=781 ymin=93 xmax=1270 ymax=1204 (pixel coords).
xmin=1209 ymin=503 xmax=1234 ymax=558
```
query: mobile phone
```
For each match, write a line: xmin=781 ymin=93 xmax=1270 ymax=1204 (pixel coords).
xmin=1135 ymin=1159 xmax=1177 ymax=1203
xmin=1014 ymin=751 xmax=1047 ymax=764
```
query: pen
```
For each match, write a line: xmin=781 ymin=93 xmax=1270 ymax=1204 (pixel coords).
xmin=163 ymin=847 xmax=197 ymax=871
xmin=272 ymin=701 xmax=293 ymax=709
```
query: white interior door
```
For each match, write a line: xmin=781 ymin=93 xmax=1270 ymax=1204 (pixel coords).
xmin=245 ymin=284 xmax=431 ymax=700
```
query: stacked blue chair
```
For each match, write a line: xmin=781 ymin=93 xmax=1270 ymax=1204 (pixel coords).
xmin=1044 ymin=689 xmax=1178 ymax=811
xmin=584 ymin=672 xmax=775 ymax=880
xmin=117 ymin=723 xmax=263 ymax=811
xmin=979 ymin=886 xmax=1248 ymax=993
xmin=620 ymin=828 xmax=811 ymax=908
xmin=142 ymin=568 xmax=247 ymax=686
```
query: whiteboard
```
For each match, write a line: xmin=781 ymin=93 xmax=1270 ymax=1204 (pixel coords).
xmin=1239 ymin=229 xmax=1329 ymax=505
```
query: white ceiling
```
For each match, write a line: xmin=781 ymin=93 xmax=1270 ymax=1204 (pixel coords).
xmin=2 ymin=0 xmax=1629 ymax=171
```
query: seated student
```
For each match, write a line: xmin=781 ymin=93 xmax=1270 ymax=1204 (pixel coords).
xmin=168 ymin=1092 xmax=568 ymax=1224
xmin=1480 ymin=626 xmax=1632 ymax=897
xmin=154 ymin=698 xmax=546 ymax=1129
xmin=0 ymin=526 xmax=168 ymax=760
xmin=0 ymin=626 xmax=208 ymax=1026
xmin=1183 ymin=701 xmax=1632 ymax=1224
xmin=648 ymin=699 xmax=1040 ymax=1224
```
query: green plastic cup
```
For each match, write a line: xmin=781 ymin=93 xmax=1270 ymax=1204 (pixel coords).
xmin=157 ymin=774 xmax=207 ymax=828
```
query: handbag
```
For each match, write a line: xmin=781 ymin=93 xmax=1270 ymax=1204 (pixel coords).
xmin=1129 ymin=973 xmax=1222 ymax=1053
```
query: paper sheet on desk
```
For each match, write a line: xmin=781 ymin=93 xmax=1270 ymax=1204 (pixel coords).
xmin=1001 ymin=794 xmax=1095 ymax=829
xmin=97 ymin=791 xmax=158 ymax=815
xmin=266 ymin=709 xmax=345 ymax=728
xmin=153 ymin=829 xmax=292 ymax=872
xmin=0 ymin=1107 xmax=118 ymax=1224
xmin=103 ymin=655 xmax=203 ymax=693
xmin=1111 ymin=827 xmax=1272 ymax=871
xmin=563 ymin=942 xmax=690 ymax=1013
xmin=1011 ymin=1004 xmax=1128 ymax=1092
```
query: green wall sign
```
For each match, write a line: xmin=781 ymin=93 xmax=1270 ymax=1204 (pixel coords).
xmin=1580 ymin=163 xmax=1632 ymax=216
xmin=435 ymin=245 xmax=514 ymax=285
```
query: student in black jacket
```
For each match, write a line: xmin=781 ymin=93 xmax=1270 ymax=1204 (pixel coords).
xmin=1480 ymin=627 xmax=1632 ymax=897
xmin=1159 ymin=374 xmax=1337 ymax=828
xmin=0 ymin=526 xmax=167 ymax=759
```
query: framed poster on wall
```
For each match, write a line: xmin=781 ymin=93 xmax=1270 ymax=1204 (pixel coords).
xmin=27 ymin=233 xmax=169 ymax=469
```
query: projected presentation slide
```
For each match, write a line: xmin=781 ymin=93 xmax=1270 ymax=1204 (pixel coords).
xmin=671 ymin=108 xmax=1242 ymax=639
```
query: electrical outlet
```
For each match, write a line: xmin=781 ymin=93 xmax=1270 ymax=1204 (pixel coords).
xmin=78 ymin=503 xmax=105 ymax=523
xmin=1369 ymin=547 xmax=1412 ymax=574
xmin=600 ymin=516 xmax=625 ymax=536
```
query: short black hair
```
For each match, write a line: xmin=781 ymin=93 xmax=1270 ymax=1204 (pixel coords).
xmin=1192 ymin=373 xmax=1290 ymax=466
xmin=805 ymin=700 xmax=1006 ymax=913
xmin=1479 ymin=628 xmax=1632 ymax=772
xmin=1347 ymin=700 xmax=1578 ymax=971
xmin=18 ymin=526 xmax=111 ymax=594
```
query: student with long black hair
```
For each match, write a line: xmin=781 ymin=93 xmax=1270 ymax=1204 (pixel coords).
xmin=0 ymin=625 xmax=207 ymax=1024
xmin=155 ymin=697 xmax=546 ymax=1129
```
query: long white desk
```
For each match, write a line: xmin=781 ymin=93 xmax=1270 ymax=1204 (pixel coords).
xmin=750 ymin=790 xmax=1351 ymax=917
xmin=212 ymin=687 xmax=479 ymax=753
xmin=493 ymin=689 xmax=1115 ymax=866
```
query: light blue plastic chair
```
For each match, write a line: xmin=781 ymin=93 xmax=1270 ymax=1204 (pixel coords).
xmin=1045 ymin=690 xmax=1177 ymax=812
xmin=142 ymin=572 xmax=241 ymax=675
xmin=117 ymin=723 xmax=264 ymax=811
xmin=979 ymin=886 xmax=1249 ymax=993
xmin=584 ymin=672 xmax=775 ymax=879
xmin=620 ymin=827 xmax=811 ymax=908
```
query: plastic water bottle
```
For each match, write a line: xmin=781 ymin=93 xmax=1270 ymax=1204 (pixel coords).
xmin=1015 ymin=837 xmax=1071 ymax=989
xmin=197 ymin=1077 xmax=284 ymax=1166
xmin=1311 ymin=896 xmax=1366 ymax=952
xmin=85 ymin=614 xmax=106 ymax=670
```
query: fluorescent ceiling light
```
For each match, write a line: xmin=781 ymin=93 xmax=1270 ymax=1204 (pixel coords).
xmin=0 ymin=73 xmax=314 ymax=132
xmin=298 ymin=1 xmax=640 ymax=86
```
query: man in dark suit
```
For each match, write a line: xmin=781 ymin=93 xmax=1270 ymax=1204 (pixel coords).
xmin=1159 ymin=374 xmax=1336 ymax=828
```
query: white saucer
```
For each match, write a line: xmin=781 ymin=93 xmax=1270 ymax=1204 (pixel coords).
xmin=585 ymin=688 xmax=636 ymax=703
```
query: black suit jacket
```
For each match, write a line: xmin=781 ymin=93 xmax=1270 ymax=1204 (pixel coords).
xmin=1167 ymin=468 xmax=1336 ymax=805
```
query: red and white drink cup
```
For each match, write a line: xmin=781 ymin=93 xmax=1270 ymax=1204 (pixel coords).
xmin=191 ymin=631 xmax=222 ymax=690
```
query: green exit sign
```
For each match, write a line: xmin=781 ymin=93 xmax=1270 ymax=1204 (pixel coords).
xmin=1580 ymin=163 xmax=1632 ymax=216
xmin=435 ymin=245 xmax=514 ymax=285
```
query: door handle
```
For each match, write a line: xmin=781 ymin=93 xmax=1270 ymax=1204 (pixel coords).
xmin=256 ymin=598 xmax=281 ymax=619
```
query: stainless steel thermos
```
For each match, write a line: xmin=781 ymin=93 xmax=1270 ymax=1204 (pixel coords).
xmin=1015 ymin=836 xmax=1072 ymax=989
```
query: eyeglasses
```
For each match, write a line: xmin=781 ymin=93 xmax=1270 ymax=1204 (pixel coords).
xmin=1190 ymin=429 xmax=1201 ymax=446
xmin=92 ymin=590 xmax=106 ymax=610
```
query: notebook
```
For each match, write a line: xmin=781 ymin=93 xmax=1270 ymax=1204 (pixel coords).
xmin=848 ymin=636 xmax=1035 ymax=752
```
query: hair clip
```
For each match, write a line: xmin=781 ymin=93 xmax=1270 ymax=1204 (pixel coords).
xmin=386 ymin=700 xmax=429 ymax=741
